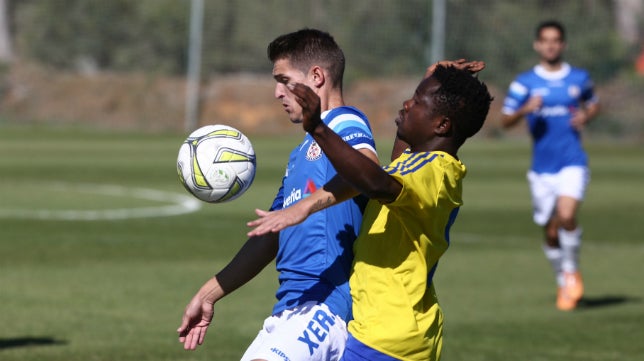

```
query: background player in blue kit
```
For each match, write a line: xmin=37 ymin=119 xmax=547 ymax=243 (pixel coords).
xmin=500 ymin=20 xmax=600 ymax=311
xmin=177 ymin=29 xmax=379 ymax=360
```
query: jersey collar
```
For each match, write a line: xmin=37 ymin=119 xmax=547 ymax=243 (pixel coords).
xmin=534 ymin=62 xmax=571 ymax=80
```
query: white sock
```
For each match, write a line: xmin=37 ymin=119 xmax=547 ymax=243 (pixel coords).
xmin=542 ymin=244 xmax=564 ymax=287
xmin=559 ymin=228 xmax=582 ymax=273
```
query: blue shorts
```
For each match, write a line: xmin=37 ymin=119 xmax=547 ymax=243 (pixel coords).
xmin=340 ymin=334 xmax=398 ymax=361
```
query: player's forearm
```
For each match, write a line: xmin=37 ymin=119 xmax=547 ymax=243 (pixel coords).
xmin=585 ymin=102 xmax=600 ymax=120
xmin=214 ymin=233 xmax=278 ymax=295
xmin=194 ymin=276 xmax=226 ymax=305
xmin=309 ymin=123 xmax=398 ymax=203
xmin=500 ymin=112 xmax=523 ymax=128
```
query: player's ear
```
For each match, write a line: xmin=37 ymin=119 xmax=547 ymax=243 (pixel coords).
xmin=310 ymin=66 xmax=325 ymax=88
xmin=435 ymin=116 xmax=452 ymax=136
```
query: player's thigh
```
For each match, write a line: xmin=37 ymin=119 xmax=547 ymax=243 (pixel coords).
xmin=556 ymin=166 xmax=589 ymax=201
xmin=555 ymin=166 xmax=589 ymax=220
xmin=240 ymin=302 xmax=347 ymax=361
xmin=527 ymin=171 xmax=557 ymax=226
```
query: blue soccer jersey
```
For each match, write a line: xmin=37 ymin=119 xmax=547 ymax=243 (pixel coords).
xmin=269 ymin=106 xmax=376 ymax=322
xmin=502 ymin=63 xmax=598 ymax=173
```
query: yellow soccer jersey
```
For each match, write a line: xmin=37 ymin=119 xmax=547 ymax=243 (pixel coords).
xmin=347 ymin=150 xmax=465 ymax=361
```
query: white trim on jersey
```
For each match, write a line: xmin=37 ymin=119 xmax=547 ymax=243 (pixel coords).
xmin=327 ymin=113 xmax=369 ymax=131
xmin=353 ymin=143 xmax=377 ymax=155
xmin=534 ymin=62 xmax=571 ymax=80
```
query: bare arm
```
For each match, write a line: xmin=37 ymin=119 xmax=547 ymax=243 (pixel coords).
xmin=247 ymin=148 xmax=377 ymax=237
xmin=177 ymin=232 xmax=278 ymax=350
xmin=501 ymin=96 xmax=543 ymax=128
xmin=290 ymin=83 xmax=401 ymax=203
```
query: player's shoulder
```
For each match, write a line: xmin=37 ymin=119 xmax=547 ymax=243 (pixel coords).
xmin=326 ymin=105 xmax=367 ymax=120
xmin=513 ymin=66 xmax=540 ymax=83
xmin=567 ymin=63 xmax=590 ymax=74
xmin=326 ymin=106 xmax=372 ymax=132
xmin=567 ymin=64 xmax=592 ymax=80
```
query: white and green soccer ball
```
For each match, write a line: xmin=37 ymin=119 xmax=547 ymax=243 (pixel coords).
xmin=177 ymin=124 xmax=256 ymax=203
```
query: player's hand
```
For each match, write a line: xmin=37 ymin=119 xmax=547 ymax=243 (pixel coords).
xmin=521 ymin=96 xmax=543 ymax=115
xmin=247 ymin=207 xmax=307 ymax=237
xmin=424 ymin=59 xmax=486 ymax=79
xmin=177 ymin=292 xmax=215 ymax=350
xmin=570 ymin=108 xmax=589 ymax=131
xmin=286 ymin=83 xmax=322 ymax=134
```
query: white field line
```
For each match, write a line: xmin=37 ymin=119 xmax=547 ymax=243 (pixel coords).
xmin=0 ymin=183 xmax=202 ymax=221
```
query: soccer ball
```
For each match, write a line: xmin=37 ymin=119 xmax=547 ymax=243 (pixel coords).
xmin=177 ymin=124 xmax=256 ymax=203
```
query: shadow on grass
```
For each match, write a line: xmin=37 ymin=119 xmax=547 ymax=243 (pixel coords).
xmin=0 ymin=336 xmax=67 ymax=350
xmin=577 ymin=295 xmax=640 ymax=309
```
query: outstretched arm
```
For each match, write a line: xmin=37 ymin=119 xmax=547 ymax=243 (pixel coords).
xmin=177 ymin=232 xmax=278 ymax=350
xmin=247 ymin=174 xmax=360 ymax=236
xmin=289 ymin=82 xmax=402 ymax=203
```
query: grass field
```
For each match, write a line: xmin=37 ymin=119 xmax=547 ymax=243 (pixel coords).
xmin=1 ymin=125 xmax=642 ymax=361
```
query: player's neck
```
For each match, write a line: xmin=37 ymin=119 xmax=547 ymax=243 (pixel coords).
xmin=539 ymin=60 xmax=564 ymax=72
xmin=410 ymin=138 xmax=458 ymax=158
xmin=322 ymin=90 xmax=345 ymax=111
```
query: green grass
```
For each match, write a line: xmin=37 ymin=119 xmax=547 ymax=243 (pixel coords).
xmin=1 ymin=125 xmax=642 ymax=360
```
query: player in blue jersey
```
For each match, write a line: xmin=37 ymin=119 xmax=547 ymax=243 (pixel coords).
xmin=247 ymin=61 xmax=492 ymax=361
xmin=501 ymin=20 xmax=600 ymax=311
xmin=177 ymin=29 xmax=379 ymax=360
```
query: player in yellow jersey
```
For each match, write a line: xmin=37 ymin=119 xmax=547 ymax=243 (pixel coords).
xmin=248 ymin=61 xmax=492 ymax=360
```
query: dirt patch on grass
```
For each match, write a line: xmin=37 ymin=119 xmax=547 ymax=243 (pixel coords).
xmin=2 ymin=63 xmax=638 ymax=140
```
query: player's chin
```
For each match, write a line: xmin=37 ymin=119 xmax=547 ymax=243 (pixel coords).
xmin=396 ymin=130 xmax=407 ymax=143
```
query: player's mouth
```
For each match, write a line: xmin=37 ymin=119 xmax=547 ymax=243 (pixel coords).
xmin=395 ymin=110 xmax=404 ymax=125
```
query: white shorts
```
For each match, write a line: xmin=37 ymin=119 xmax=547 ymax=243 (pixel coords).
xmin=240 ymin=302 xmax=348 ymax=361
xmin=527 ymin=166 xmax=590 ymax=226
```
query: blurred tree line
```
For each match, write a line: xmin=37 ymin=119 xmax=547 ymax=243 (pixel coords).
xmin=1 ymin=0 xmax=642 ymax=86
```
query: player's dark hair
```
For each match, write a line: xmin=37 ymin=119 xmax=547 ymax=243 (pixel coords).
xmin=267 ymin=28 xmax=345 ymax=89
xmin=536 ymin=20 xmax=566 ymax=41
xmin=430 ymin=65 xmax=493 ymax=142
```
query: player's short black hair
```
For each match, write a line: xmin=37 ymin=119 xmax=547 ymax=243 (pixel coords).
xmin=430 ymin=65 xmax=493 ymax=142
xmin=267 ymin=28 xmax=345 ymax=89
xmin=536 ymin=20 xmax=566 ymax=41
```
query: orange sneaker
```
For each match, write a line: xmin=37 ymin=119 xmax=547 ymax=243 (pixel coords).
xmin=556 ymin=287 xmax=577 ymax=311
xmin=556 ymin=271 xmax=584 ymax=311
xmin=563 ymin=271 xmax=584 ymax=301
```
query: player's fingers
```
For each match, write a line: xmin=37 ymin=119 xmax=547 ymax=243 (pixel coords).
xmin=247 ymin=222 xmax=267 ymax=236
xmin=177 ymin=315 xmax=191 ymax=336
xmin=247 ymin=209 xmax=275 ymax=227
xmin=254 ymin=208 xmax=270 ymax=217
xmin=185 ymin=328 xmax=200 ymax=350
xmin=182 ymin=330 xmax=193 ymax=349
xmin=198 ymin=326 xmax=208 ymax=345
xmin=247 ymin=217 xmax=276 ymax=236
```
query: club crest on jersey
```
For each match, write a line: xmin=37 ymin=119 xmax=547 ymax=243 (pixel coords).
xmin=306 ymin=141 xmax=323 ymax=161
xmin=568 ymin=85 xmax=581 ymax=98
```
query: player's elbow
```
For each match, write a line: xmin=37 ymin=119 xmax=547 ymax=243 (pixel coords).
xmin=359 ymin=177 xmax=401 ymax=204
xmin=500 ymin=114 xmax=518 ymax=129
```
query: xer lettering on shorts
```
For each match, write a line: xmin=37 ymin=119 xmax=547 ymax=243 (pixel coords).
xmin=297 ymin=309 xmax=336 ymax=355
